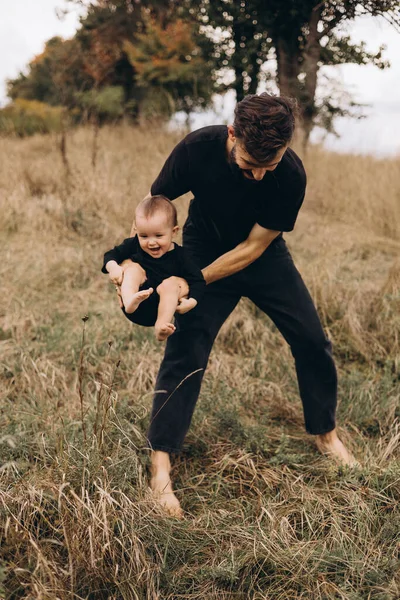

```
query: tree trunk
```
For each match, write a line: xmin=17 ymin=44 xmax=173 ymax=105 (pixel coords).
xmin=275 ymin=37 xmax=301 ymax=99
xmin=247 ymin=52 xmax=261 ymax=95
xmin=247 ymin=73 xmax=259 ymax=96
xmin=232 ymin=17 xmax=260 ymax=102
xmin=301 ymin=4 xmax=323 ymax=149
xmin=234 ymin=65 xmax=245 ymax=102
xmin=234 ymin=60 xmax=261 ymax=101
xmin=232 ymin=15 xmax=245 ymax=102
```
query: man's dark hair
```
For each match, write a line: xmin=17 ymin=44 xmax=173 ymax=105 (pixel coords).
xmin=233 ymin=93 xmax=297 ymax=163
xmin=136 ymin=194 xmax=178 ymax=227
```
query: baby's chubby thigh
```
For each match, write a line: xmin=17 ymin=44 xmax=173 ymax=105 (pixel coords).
xmin=120 ymin=259 xmax=147 ymax=286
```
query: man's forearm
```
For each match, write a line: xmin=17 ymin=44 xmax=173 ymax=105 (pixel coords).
xmin=202 ymin=233 xmax=279 ymax=284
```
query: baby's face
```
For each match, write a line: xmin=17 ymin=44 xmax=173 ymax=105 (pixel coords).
xmin=135 ymin=211 xmax=178 ymax=258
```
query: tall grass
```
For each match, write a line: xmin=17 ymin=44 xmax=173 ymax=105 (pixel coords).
xmin=0 ymin=126 xmax=399 ymax=599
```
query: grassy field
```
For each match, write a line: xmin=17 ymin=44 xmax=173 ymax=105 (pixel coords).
xmin=0 ymin=125 xmax=399 ymax=599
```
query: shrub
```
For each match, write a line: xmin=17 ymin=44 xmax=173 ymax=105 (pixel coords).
xmin=0 ymin=99 xmax=65 ymax=137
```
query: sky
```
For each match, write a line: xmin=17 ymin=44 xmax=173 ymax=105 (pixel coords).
xmin=1 ymin=1 xmax=400 ymax=157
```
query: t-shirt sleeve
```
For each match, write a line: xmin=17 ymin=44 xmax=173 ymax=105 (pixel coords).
xmin=151 ymin=139 xmax=191 ymax=200
xmin=176 ymin=247 xmax=206 ymax=302
xmin=255 ymin=152 xmax=307 ymax=232
xmin=101 ymin=236 xmax=140 ymax=273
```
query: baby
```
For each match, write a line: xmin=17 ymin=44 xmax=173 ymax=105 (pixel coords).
xmin=102 ymin=195 xmax=205 ymax=341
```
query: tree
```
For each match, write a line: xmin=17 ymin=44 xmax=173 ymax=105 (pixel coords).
xmin=68 ymin=0 xmax=214 ymax=119
xmin=193 ymin=1 xmax=273 ymax=101
xmin=124 ymin=15 xmax=213 ymax=120
xmin=199 ymin=0 xmax=400 ymax=144
xmin=7 ymin=37 xmax=93 ymax=109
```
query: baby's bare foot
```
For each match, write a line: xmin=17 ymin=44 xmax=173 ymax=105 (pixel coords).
xmin=155 ymin=322 xmax=176 ymax=341
xmin=124 ymin=288 xmax=153 ymax=314
xmin=150 ymin=473 xmax=183 ymax=518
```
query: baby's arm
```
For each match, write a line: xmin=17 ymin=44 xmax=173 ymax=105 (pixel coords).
xmin=102 ymin=236 xmax=140 ymax=276
xmin=105 ymin=260 xmax=124 ymax=284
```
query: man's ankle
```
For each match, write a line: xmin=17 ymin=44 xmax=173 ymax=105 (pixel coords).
xmin=316 ymin=428 xmax=337 ymax=443
xmin=151 ymin=450 xmax=171 ymax=474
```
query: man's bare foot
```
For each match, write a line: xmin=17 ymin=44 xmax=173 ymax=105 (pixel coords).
xmin=315 ymin=428 xmax=359 ymax=467
xmin=155 ymin=322 xmax=176 ymax=341
xmin=150 ymin=451 xmax=183 ymax=518
xmin=123 ymin=288 xmax=153 ymax=314
xmin=150 ymin=473 xmax=183 ymax=518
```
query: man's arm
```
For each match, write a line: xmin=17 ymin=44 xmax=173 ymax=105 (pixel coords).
xmin=202 ymin=224 xmax=281 ymax=285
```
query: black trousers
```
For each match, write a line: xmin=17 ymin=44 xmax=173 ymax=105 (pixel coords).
xmin=147 ymin=234 xmax=337 ymax=453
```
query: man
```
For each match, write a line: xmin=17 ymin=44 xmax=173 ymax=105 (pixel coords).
xmin=131 ymin=93 xmax=355 ymax=517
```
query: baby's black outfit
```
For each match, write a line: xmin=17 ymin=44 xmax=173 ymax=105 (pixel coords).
xmin=102 ymin=235 xmax=206 ymax=326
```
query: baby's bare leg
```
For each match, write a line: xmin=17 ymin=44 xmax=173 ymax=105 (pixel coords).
xmin=155 ymin=277 xmax=188 ymax=341
xmin=120 ymin=260 xmax=152 ymax=314
xmin=177 ymin=277 xmax=189 ymax=301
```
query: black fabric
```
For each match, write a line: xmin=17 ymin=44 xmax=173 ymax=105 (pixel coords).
xmin=102 ymin=235 xmax=206 ymax=302
xmin=147 ymin=235 xmax=337 ymax=452
xmin=139 ymin=126 xmax=336 ymax=450
xmin=151 ymin=125 xmax=307 ymax=251
xmin=121 ymin=282 xmax=161 ymax=327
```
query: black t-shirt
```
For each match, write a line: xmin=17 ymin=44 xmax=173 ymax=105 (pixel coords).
xmin=151 ymin=125 xmax=306 ymax=251
xmin=102 ymin=235 xmax=205 ymax=302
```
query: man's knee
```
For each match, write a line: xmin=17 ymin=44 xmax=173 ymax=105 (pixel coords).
xmin=290 ymin=332 xmax=332 ymax=360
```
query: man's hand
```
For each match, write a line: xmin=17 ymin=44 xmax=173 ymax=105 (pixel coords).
xmin=115 ymin=285 xmax=123 ymax=308
xmin=106 ymin=261 xmax=124 ymax=285
xmin=175 ymin=297 xmax=197 ymax=314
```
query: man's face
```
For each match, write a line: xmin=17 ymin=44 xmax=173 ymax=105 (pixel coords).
xmin=229 ymin=142 xmax=288 ymax=182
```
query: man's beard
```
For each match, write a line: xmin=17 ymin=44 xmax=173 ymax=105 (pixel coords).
xmin=228 ymin=145 xmax=257 ymax=182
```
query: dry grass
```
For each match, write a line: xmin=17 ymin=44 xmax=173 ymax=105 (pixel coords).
xmin=0 ymin=125 xmax=399 ymax=599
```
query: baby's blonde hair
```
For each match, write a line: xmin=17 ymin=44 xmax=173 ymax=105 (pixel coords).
xmin=135 ymin=195 xmax=177 ymax=227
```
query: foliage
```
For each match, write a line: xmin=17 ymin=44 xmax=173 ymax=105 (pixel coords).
xmin=6 ymin=0 xmax=400 ymax=137
xmin=7 ymin=1 xmax=214 ymax=122
xmin=124 ymin=16 xmax=213 ymax=117
xmin=7 ymin=36 xmax=93 ymax=108
xmin=0 ymin=99 xmax=65 ymax=137
xmin=196 ymin=0 xmax=274 ymax=99
xmin=195 ymin=0 xmax=400 ymax=141
xmin=74 ymin=86 xmax=125 ymax=121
